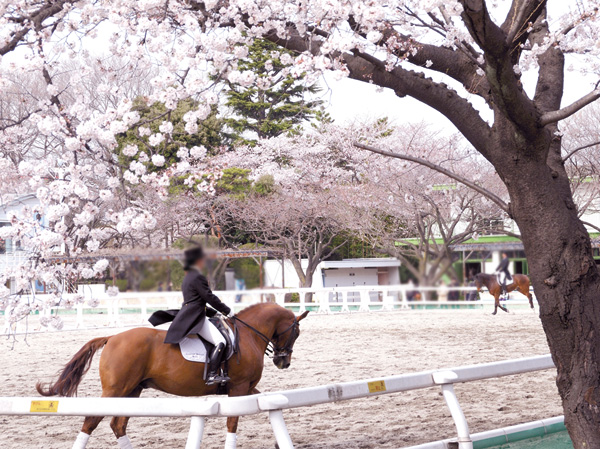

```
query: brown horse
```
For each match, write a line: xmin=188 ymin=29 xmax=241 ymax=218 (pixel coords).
xmin=474 ymin=273 xmax=534 ymax=315
xmin=36 ymin=303 xmax=309 ymax=449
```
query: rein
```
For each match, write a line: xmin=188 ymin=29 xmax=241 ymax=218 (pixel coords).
xmin=230 ymin=315 xmax=298 ymax=359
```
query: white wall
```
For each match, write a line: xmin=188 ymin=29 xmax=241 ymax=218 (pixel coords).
xmin=322 ymin=267 xmax=378 ymax=288
xmin=263 ymin=259 xmax=325 ymax=289
xmin=264 ymin=259 xmax=401 ymax=289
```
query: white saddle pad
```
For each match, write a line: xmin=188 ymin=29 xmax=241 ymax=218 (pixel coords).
xmin=179 ymin=325 xmax=235 ymax=363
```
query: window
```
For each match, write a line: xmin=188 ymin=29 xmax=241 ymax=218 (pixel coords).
xmin=0 ymin=222 xmax=8 ymax=254
xmin=481 ymin=218 xmax=505 ymax=235
xmin=0 ymin=222 xmax=20 ymax=253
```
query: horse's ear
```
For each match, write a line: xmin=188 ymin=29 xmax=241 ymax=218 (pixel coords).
xmin=297 ymin=310 xmax=310 ymax=322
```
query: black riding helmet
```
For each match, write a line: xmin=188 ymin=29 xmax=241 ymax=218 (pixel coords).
xmin=183 ymin=246 xmax=205 ymax=271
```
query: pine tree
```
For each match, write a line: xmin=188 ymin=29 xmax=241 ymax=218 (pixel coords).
xmin=115 ymin=97 xmax=223 ymax=173
xmin=224 ymin=39 xmax=322 ymax=145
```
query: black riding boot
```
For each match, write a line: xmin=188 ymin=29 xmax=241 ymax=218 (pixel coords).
xmin=206 ymin=343 xmax=229 ymax=386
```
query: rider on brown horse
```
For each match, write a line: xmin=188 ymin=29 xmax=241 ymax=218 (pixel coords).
xmin=151 ymin=246 xmax=234 ymax=385
xmin=495 ymin=252 xmax=512 ymax=296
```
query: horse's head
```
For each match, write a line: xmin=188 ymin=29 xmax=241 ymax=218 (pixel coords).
xmin=272 ymin=310 xmax=309 ymax=370
xmin=473 ymin=273 xmax=483 ymax=291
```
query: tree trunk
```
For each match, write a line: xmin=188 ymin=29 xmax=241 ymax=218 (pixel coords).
xmin=301 ymin=267 xmax=316 ymax=302
xmin=494 ymin=139 xmax=600 ymax=447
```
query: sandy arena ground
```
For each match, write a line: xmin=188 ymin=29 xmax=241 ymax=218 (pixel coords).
xmin=0 ymin=308 xmax=562 ymax=449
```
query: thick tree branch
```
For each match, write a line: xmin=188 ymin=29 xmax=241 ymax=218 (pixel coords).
xmin=531 ymin=8 xmax=565 ymax=114
xmin=459 ymin=0 xmax=508 ymax=58
xmin=502 ymin=0 xmax=546 ymax=53
xmin=459 ymin=0 xmax=540 ymax=138
xmin=353 ymin=142 xmax=510 ymax=214
xmin=265 ymin=27 xmax=492 ymax=153
xmin=348 ymin=17 xmax=491 ymax=100
xmin=1 ymin=1 xmax=76 ymax=56
xmin=540 ymin=88 xmax=600 ymax=126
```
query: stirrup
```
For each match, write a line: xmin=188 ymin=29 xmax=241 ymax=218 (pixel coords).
xmin=206 ymin=373 xmax=230 ymax=386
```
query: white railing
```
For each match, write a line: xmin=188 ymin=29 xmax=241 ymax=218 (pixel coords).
xmin=1 ymin=284 xmax=536 ymax=335
xmin=0 ymin=354 xmax=556 ymax=449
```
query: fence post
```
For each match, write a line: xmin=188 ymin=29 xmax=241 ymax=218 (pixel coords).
xmin=76 ymin=302 xmax=84 ymax=328
xmin=185 ymin=416 xmax=206 ymax=449
xmin=400 ymin=287 xmax=409 ymax=310
xmin=433 ymin=371 xmax=473 ymax=449
xmin=317 ymin=291 xmax=330 ymax=314
xmin=140 ymin=297 xmax=148 ymax=324
xmin=359 ymin=290 xmax=370 ymax=312
xmin=269 ymin=410 xmax=294 ymax=449
xmin=108 ymin=298 xmax=121 ymax=327
xmin=341 ymin=291 xmax=350 ymax=313
xmin=298 ymin=292 xmax=306 ymax=313
xmin=275 ymin=293 xmax=286 ymax=307
xmin=381 ymin=289 xmax=392 ymax=311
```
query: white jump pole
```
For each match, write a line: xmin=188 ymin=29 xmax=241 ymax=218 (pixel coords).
xmin=269 ymin=410 xmax=294 ymax=449
xmin=185 ymin=416 xmax=206 ymax=449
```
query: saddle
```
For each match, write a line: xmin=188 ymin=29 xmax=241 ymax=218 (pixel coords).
xmin=178 ymin=316 xmax=236 ymax=365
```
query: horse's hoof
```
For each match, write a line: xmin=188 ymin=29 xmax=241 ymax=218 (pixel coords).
xmin=491 ymin=312 xmax=497 ymax=316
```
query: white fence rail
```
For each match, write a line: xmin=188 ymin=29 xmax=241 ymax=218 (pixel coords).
xmin=0 ymin=354 xmax=556 ymax=449
xmin=2 ymin=284 xmax=536 ymax=335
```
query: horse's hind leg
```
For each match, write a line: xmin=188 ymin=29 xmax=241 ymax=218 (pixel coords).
xmin=225 ymin=382 xmax=252 ymax=449
xmin=526 ymin=290 xmax=534 ymax=309
xmin=111 ymin=416 xmax=134 ymax=448
xmin=110 ymin=386 xmax=142 ymax=448
xmin=73 ymin=416 xmax=104 ymax=448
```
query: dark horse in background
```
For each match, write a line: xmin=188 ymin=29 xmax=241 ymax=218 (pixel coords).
xmin=36 ymin=303 xmax=309 ymax=449
xmin=474 ymin=273 xmax=534 ymax=315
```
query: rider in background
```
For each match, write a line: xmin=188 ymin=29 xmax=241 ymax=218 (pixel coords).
xmin=164 ymin=246 xmax=234 ymax=385
xmin=496 ymin=252 xmax=512 ymax=296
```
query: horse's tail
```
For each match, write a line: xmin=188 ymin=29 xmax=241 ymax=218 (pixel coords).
xmin=36 ymin=336 xmax=111 ymax=397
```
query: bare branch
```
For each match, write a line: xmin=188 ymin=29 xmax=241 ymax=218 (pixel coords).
xmin=541 ymin=87 xmax=600 ymax=126
xmin=353 ymin=141 xmax=510 ymax=214
xmin=581 ymin=221 xmax=600 ymax=234
xmin=562 ymin=140 xmax=600 ymax=162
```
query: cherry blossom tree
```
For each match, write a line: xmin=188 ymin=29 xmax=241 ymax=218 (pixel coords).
xmin=2 ymin=1 xmax=600 ymax=443
xmin=220 ymin=190 xmax=349 ymax=290
xmin=211 ymin=131 xmax=355 ymax=291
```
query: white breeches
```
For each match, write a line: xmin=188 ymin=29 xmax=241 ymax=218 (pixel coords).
xmin=198 ymin=319 xmax=226 ymax=346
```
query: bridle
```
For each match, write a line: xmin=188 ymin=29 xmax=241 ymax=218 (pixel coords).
xmin=270 ymin=318 xmax=299 ymax=358
xmin=231 ymin=315 xmax=299 ymax=359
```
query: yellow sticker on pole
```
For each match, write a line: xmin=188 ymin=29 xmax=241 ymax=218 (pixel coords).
xmin=367 ymin=380 xmax=386 ymax=393
xmin=30 ymin=400 xmax=59 ymax=413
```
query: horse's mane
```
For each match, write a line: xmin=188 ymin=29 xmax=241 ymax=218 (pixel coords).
xmin=236 ymin=302 xmax=291 ymax=319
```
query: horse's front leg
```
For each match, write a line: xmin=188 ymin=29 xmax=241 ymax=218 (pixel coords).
xmin=225 ymin=382 xmax=251 ymax=449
